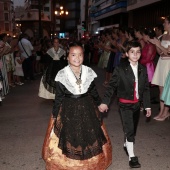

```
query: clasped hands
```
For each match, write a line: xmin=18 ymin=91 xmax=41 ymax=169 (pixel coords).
xmin=98 ymin=104 xmax=109 ymax=113
xmin=148 ymin=37 xmax=161 ymax=46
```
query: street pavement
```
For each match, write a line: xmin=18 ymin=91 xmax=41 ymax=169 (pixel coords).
xmin=0 ymin=66 xmax=170 ymax=170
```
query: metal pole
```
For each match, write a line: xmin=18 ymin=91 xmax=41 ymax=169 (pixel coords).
xmin=38 ymin=0 xmax=42 ymax=38
xmin=52 ymin=0 xmax=56 ymax=39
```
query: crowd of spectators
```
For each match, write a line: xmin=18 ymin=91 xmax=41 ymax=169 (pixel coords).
xmin=0 ymin=33 xmax=68 ymax=105
xmin=94 ymin=18 xmax=170 ymax=121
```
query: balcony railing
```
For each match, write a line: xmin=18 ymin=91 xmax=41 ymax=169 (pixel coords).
xmin=91 ymin=0 xmax=127 ymax=18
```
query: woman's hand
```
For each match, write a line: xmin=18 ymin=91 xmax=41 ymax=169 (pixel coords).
xmin=149 ymin=37 xmax=161 ymax=47
xmin=167 ymin=45 xmax=170 ymax=55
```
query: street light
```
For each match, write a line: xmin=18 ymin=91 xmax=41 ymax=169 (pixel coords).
xmin=14 ymin=23 xmax=22 ymax=37
xmin=16 ymin=24 xmax=21 ymax=27
xmin=54 ymin=7 xmax=68 ymax=16
xmin=54 ymin=5 xmax=69 ymax=37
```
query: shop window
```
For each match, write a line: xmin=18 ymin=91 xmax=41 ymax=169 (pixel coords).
xmin=5 ymin=23 xmax=9 ymax=31
xmin=4 ymin=3 xmax=8 ymax=10
xmin=44 ymin=7 xmax=49 ymax=12
xmin=4 ymin=13 xmax=9 ymax=21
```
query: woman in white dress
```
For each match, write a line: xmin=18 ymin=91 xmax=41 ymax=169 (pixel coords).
xmin=38 ymin=37 xmax=67 ymax=99
xmin=0 ymin=39 xmax=10 ymax=97
xmin=98 ymin=31 xmax=111 ymax=86
xmin=150 ymin=16 xmax=170 ymax=121
xmin=13 ymin=51 xmax=24 ymax=85
xmin=1 ymin=34 xmax=15 ymax=87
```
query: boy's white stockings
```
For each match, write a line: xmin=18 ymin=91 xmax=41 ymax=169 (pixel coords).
xmin=125 ymin=139 xmax=135 ymax=160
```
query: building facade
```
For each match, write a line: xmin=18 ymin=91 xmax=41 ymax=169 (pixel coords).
xmin=15 ymin=0 xmax=81 ymax=39
xmin=127 ymin=0 xmax=170 ymax=28
xmin=89 ymin=0 xmax=128 ymax=36
xmin=15 ymin=0 xmax=51 ymax=38
xmin=88 ymin=0 xmax=170 ymax=36
xmin=0 ymin=0 xmax=14 ymax=36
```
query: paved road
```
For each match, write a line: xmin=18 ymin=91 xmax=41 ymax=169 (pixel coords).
xmin=0 ymin=66 xmax=170 ymax=170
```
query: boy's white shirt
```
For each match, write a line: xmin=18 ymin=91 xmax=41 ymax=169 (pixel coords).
xmin=130 ymin=61 xmax=151 ymax=110
xmin=130 ymin=62 xmax=139 ymax=99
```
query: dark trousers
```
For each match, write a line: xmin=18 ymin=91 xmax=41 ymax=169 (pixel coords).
xmin=22 ymin=58 xmax=34 ymax=80
xmin=119 ymin=102 xmax=140 ymax=143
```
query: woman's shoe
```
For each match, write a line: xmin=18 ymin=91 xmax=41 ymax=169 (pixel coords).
xmin=9 ymin=84 xmax=15 ymax=87
xmin=15 ymin=82 xmax=24 ymax=85
xmin=17 ymin=82 xmax=24 ymax=85
xmin=155 ymin=114 xmax=170 ymax=121
xmin=153 ymin=115 xmax=161 ymax=120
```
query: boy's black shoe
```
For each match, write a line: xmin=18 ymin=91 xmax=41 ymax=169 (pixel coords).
xmin=129 ymin=156 xmax=141 ymax=168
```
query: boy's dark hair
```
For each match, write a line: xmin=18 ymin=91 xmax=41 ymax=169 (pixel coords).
xmin=125 ymin=41 xmax=142 ymax=52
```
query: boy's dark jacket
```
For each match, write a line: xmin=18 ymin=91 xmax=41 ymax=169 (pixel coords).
xmin=103 ymin=59 xmax=151 ymax=109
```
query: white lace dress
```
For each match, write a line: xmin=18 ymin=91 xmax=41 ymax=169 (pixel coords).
xmin=151 ymin=40 xmax=170 ymax=86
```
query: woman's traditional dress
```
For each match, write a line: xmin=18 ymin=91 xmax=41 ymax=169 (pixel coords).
xmin=161 ymin=70 xmax=170 ymax=105
xmin=140 ymin=42 xmax=156 ymax=82
xmin=38 ymin=47 xmax=67 ymax=99
xmin=42 ymin=65 xmax=112 ymax=170
xmin=152 ymin=40 xmax=170 ymax=86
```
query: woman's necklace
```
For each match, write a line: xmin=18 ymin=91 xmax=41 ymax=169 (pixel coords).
xmin=69 ymin=65 xmax=82 ymax=93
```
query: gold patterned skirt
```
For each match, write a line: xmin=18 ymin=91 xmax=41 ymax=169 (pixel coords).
xmin=42 ymin=116 xmax=112 ymax=170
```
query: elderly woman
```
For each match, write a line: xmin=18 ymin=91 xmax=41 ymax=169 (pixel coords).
xmin=0 ymin=33 xmax=15 ymax=87
xmin=0 ymin=39 xmax=10 ymax=98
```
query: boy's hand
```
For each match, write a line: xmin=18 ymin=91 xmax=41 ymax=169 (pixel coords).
xmin=145 ymin=108 xmax=151 ymax=117
xmin=98 ymin=104 xmax=108 ymax=113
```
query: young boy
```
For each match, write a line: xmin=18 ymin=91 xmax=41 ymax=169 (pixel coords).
xmin=99 ymin=41 xmax=151 ymax=168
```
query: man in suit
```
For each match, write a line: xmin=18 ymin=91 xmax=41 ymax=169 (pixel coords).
xmin=99 ymin=41 xmax=151 ymax=168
